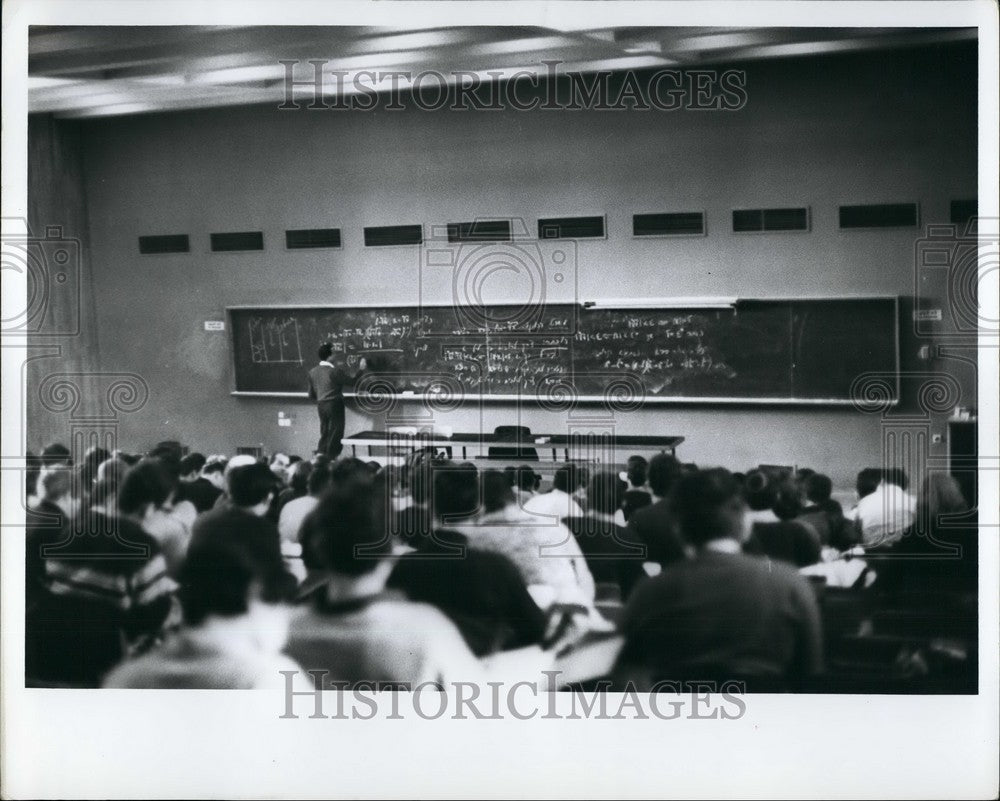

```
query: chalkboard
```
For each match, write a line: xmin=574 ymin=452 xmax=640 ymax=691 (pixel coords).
xmin=228 ymin=298 xmax=898 ymax=404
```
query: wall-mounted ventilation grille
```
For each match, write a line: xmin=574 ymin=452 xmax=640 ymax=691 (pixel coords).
xmin=633 ymin=212 xmax=705 ymax=236
xmin=210 ymin=231 xmax=264 ymax=251
xmin=363 ymin=224 xmax=423 ymax=246
xmin=138 ymin=234 xmax=190 ymax=254
xmin=446 ymin=220 xmax=511 ymax=242
xmin=538 ymin=215 xmax=605 ymax=239
xmin=285 ymin=228 xmax=341 ymax=249
xmin=733 ymin=207 xmax=810 ymax=232
xmin=839 ymin=203 xmax=918 ymax=229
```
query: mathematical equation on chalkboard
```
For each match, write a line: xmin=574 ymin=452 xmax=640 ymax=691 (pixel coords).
xmin=238 ymin=305 xmax=738 ymax=396
xmin=230 ymin=299 xmax=898 ymax=401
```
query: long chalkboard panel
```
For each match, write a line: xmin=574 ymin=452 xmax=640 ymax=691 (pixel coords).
xmin=228 ymin=298 xmax=898 ymax=404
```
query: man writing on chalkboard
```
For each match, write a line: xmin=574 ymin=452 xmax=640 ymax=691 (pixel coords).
xmin=307 ymin=343 xmax=366 ymax=460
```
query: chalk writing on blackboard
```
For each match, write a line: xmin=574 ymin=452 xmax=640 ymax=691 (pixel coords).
xmin=248 ymin=317 xmax=303 ymax=364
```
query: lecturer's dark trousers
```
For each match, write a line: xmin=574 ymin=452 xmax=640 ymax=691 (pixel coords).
xmin=316 ymin=399 xmax=345 ymax=459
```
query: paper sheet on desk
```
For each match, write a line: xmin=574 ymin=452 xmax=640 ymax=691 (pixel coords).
xmin=800 ymin=554 xmax=868 ymax=588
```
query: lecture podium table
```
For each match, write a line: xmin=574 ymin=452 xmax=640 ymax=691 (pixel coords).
xmin=342 ymin=430 xmax=684 ymax=464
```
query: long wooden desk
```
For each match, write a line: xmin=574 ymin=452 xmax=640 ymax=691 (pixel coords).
xmin=342 ymin=430 xmax=684 ymax=462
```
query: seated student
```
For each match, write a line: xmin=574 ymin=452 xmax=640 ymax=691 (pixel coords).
xmin=743 ymin=469 xmax=781 ymax=526
xmin=387 ymin=470 xmax=549 ymax=657
xmin=871 ymin=473 xmax=976 ymax=595
xmin=31 ymin=472 xmax=177 ymax=687
xmin=852 ymin=467 xmax=916 ymax=548
xmin=117 ymin=458 xmax=193 ymax=578
xmin=25 ymin=466 xmax=82 ymax=612
xmin=563 ymin=471 xmax=647 ymax=600
xmin=796 ymin=473 xmax=848 ymax=548
xmin=192 ymin=463 xmax=282 ymax=559
xmin=390 ymin=450 xmax=443 ymax=549
xmin=511 ymin=464 xmax=541 ymax=505
xmin=744 ymin=476 xmax=821 ymax=568
xmin=278 ymin=459 xmax=331 ymax=545
xmin=275 ymin=459 xmax=312 ymax=514
xmin=614 ymin=468 xmax=824 ymax=692
xmin=286 ymin=480 xmax=488 ymax=689
xmin=522 ymin=463 xmax=585 ymax=521
xmin=209 ymin=454 xmax=259 ymax=509
xmin=77 ymin=445 xmax=111 ymax=496
xmin=27 ymin=443 xmax=73 ymax=510
xmin=615 ymin=455 xmax=653 ymax=525
xmin=442 ymin=462 xmax=605 ymax=624
xmin=626 ymin=453 xmax=687 ymax=566
xmin=104 ymin=523 xmax=303 ymax=689
xmin=177 ymin=452 xmax=222 ymax=513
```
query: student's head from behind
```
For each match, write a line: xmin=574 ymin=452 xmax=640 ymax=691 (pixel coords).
xmin=299 ymin=481 xmax=392 ymax=578
xmin=647 ymin=454 xmax=682 ymax=498
xmin=670 ymin=468 xmax=746 ymax=547
xmin=804 ymin=473 xmax=833 ymax=505
xmin=306 ymin=459 xmax=333 ymax=497
xmin=588 ymin=471 xmax=626 ymax=516
xmin=856 ymin=467 xmax=882 ymax=499
xmin=178 ymin=528 xmax=296 ymax=642
xmin=625 ymin=455 xmax=649 ymax=489
xmin=117 ymin=458 xmax=176 ymax=519
xmin=744 ymin=469 xmax=778 ymax=512
xmin=202 ymin=456 xmax=229 ymax=490
xmin=481 ymin=469 xmax=515 ymax=514
xmin=552 ymin=464 xmax=583 ymax=495
xmin=179 ymin=452 xmax=207 ymax=481
xmin=771 ymin=477 xmax=803 ymax=521
xmin=227 ymin=463 xmax=279 ymax=512
xmin=432 ymin=461 xmax=480 ymax=523
xmin=286 ymin=459 xmax=314 ymax=495
xmin=516 ymin=464 xmax=540 ymax=494
xmin=41 ymin=442 xmax=72 ymax=468
xmin=90 ymin=458 xmax=130 ymax=509
xmin=317 ymin=342 xmax=333 ymax=362
xmin=39 ymin=466 xmax=83 ymax=517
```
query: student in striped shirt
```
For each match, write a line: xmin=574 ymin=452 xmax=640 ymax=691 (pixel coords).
xmin=30 ymin=471 xmax=177 ymax=687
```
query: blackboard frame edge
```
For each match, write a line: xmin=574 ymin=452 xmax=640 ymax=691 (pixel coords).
xmin=229 ymin=390 xmax=900 ymax=406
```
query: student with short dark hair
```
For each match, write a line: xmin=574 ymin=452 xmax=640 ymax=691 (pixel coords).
xmin=286 ymin=481 xmax=488 ymax=688
xmin=178 ymin=452 xmax=223 ymax=512
xmin=522 ymin=464 xmax=585 ymax=521
xmin=852 ymin=466 xmax=916 ymax=547
xmin=796 ymin=473 xmax=849 ymax=548
xmin=25 ymin=467 xmax=82 ymax=612
xmin=616 ymin=455 xmax=653 ymax=524
xmin=744 ymin=476 xmax=821 ymax=567
xmin=103 ymin=525 xmax=304 ymax=689
xmin=444 ymin=462 xmax=601 ymax=619
xmin=563 ymin=471 xmax=647 ymax=600
xmin=615 ymin=468 xmax=823 ymax=692
xmin=386 ymin=468 xmax=549 ymax=657
xmin=31 ymin=464 xmax=177 ymax=687
xmin=625 ymin=454 xmax=687 ymax=567
xmin=190 ymin=463 xmax=284 ymax=581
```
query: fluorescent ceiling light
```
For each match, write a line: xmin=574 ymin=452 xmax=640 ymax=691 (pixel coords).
xmin=355 ymin=30 xmax=472 ymax=53
xmin=463 ymin=36 xmax=571 ymax=57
